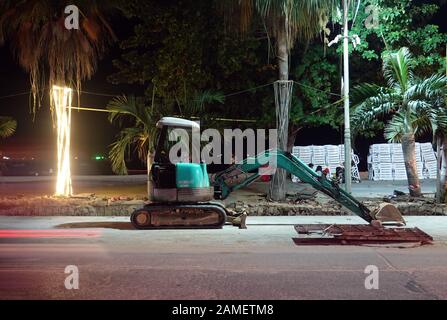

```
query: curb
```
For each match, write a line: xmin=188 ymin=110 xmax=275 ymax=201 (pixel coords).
xmin=1 ymin=198 xmax=446 ymax=217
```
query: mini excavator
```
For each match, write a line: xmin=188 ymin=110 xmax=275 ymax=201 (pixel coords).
xmin=130 ymin=117 xmax=405 ymax=229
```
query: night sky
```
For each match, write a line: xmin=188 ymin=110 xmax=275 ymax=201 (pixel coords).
xmin=0 ymin=1 xmax=445 ymax=171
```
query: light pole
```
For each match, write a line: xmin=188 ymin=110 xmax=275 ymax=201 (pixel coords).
xmin=328 ymin=0 xmax=361 ymax=193
xmin=342 ymin=0 xmax=352 ymax=194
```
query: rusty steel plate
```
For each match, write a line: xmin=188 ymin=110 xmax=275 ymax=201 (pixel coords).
xmin=293 ymin=224 xmax=433 ymax=246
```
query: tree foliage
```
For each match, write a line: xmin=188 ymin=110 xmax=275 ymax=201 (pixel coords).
xmin=0 ymin=0 xmax=117 ymax=114
xmin=220 ymin=0 xmax=336 ymax=48
xmin=350 ymin=0 xmax=446 ymax=75
xmin=110 ymin=0 xmax=446 ymax=145
xmin=107 ymin=90 xmax=224 ymax=174
xmin=0 ymin=116 xmax=17 ymax=139
xmin=352 ymin=47 xmax=447 ymax=142
xmin=110 ymin=0 xmax=275 ymax=126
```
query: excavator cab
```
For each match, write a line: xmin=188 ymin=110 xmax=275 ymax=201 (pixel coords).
xmin=131 ymin=117 xmax=227 ymax=229
xmin=148 ymin=117 xmax=214 ymax=203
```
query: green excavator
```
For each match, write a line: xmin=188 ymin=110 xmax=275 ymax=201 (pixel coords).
xmin=130 ymin=117 xmax=405 ymax=229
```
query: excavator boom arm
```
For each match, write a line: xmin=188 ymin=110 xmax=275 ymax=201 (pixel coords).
xmin=213 ymin=149 xmax=373 ymax=223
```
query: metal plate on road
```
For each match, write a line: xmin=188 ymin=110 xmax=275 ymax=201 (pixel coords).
xmin=293 ymin=224 xmax=433 ymax=246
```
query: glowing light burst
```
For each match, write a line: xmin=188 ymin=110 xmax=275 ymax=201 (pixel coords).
xmin=53 ymin=85 xmax=73 ymax=197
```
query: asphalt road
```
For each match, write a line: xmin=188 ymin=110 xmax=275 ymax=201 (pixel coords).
xmin=0 ymin=216 xmax=446 ymax=300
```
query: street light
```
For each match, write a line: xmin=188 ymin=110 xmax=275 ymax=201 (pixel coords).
xmin=328 ymin=0 xmax=361 ymax=194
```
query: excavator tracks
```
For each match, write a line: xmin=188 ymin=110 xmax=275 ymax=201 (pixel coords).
xmin=131 ymin=202 xmax=227 ymax=229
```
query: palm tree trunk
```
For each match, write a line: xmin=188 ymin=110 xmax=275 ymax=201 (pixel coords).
xmin=436 ymin=135 xmax=447 ymax=203
xmin=277 ymin=29 xmax=289 ymax=81
xmin=401 ymin=133 xmax=422 ymax=197
xmin=268 ymin=23 xmax=289 ymax=201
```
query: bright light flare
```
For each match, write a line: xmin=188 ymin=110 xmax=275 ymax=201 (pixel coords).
xmin=0 ymin=229 xmax=101 ymax=238
xmin=53 ymin=85 xmax=73 ymax=197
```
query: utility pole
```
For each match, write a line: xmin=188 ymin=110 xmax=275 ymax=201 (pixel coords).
xmin=343 ymin=0 xmax=352 ymax=193
xmin=328 ymin=1 xmax=361 ymax=193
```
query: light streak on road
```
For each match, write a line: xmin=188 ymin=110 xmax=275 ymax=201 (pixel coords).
xmin=0 ymin=229 xmax=101 ymax=238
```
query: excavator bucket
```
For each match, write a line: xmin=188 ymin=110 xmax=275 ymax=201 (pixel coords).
xmin=372 ymin=203 xmax=406 ymax=226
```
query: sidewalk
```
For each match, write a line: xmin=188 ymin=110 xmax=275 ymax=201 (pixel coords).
xmin=0 ymin=174 xmax=437 ymax=198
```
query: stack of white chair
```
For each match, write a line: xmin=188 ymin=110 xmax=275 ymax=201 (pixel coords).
xmin=420 ymin=142 xmax=437 ymax=179
xmin=311 ymin=146 xmax=326 ymax=169
xmin=390 ymin=144 xmax=404 ymax=162
xmin=390 ymin=144 xmax=407 ymax=180
xmin=368 ymin=144 xmax=393 ymax=181
xmin=394 ymin=143 xmax=424 ymax=178
xmin=325 ymin=145 xmax=341 ymax=175
xmin=291 ymin=145 xmax=361 ymax=182
xmin=293 ymin=146 xmax=312 ymax=165
xmin=291 ymin=146 xmax=311 ymax=183
xmin=368 ymin=142 xmax=435 ymax=180
xmin=392 ymin=162 xmax=407 ymax=180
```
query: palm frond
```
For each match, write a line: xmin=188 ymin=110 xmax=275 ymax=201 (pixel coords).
xmin=407 ymin=99 xmax=432 ymax=114
xmin=109 ymin=127 xmax=144 ymax=175
xmin=382 ymin=47 xmax=414 ymax=93
xmin=384 ymin=112 xmax=419 ymax=142
xmin=221 ymin=0 xmax=336 ymax=45
xmin=184 ymin=90 xmax=225 ymax=117
xmin=413 ymin=107 xmax=447 ymax=140
xmin=405 ymin=73 xmax=447 ymax=104
xmin=351 ymin=83 xmax=388 ymax=106
xmin=108 ymin=94 xmax=164 ymax=174
xmin=351 ymin=84 xmax=399 ymax=131
xmin=107 ymin=95 xmax=147 ymax=125
xmin=0 ymin=116 xmax=17 ymax=138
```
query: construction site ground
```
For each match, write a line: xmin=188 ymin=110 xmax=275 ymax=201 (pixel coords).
xmin=0 ymin=175 xmax=444 ymax=217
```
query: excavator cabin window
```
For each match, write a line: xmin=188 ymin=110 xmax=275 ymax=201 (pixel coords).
xmin=154 ymin=126 xmax=196 ymax=164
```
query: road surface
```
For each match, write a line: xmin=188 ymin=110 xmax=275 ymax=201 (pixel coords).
xmin=0 ymin=216 xmax=446 ymax=300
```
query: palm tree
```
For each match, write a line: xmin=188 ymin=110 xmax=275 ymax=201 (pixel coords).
xmin=352 ymin=47 xmax=447 ymax=197
xmin=410 ymin=82 xmax=447 ymax=202
xmin=0 ymin=116 xmax=17 ymax=138
xmin=0 ymin=0 xmax=116 ymax=113
xmin=108 ymin=91 xmax=225 ymax=176
xmin=221 ymin=0 xmax=335 ymax=200
xmin=107 ymin=95 xmax=160 ymax=176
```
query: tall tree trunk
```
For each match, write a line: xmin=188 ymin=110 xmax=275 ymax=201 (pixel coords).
xmin=287 ymin=124 xmax=300 ymax=153
xmin=436 ymin=135 xmax=447 ymax=203
xmin=268 ymin=23 xmax=289 ymax=201
xmin=401 ymin=133 xmax=422 ymax=197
